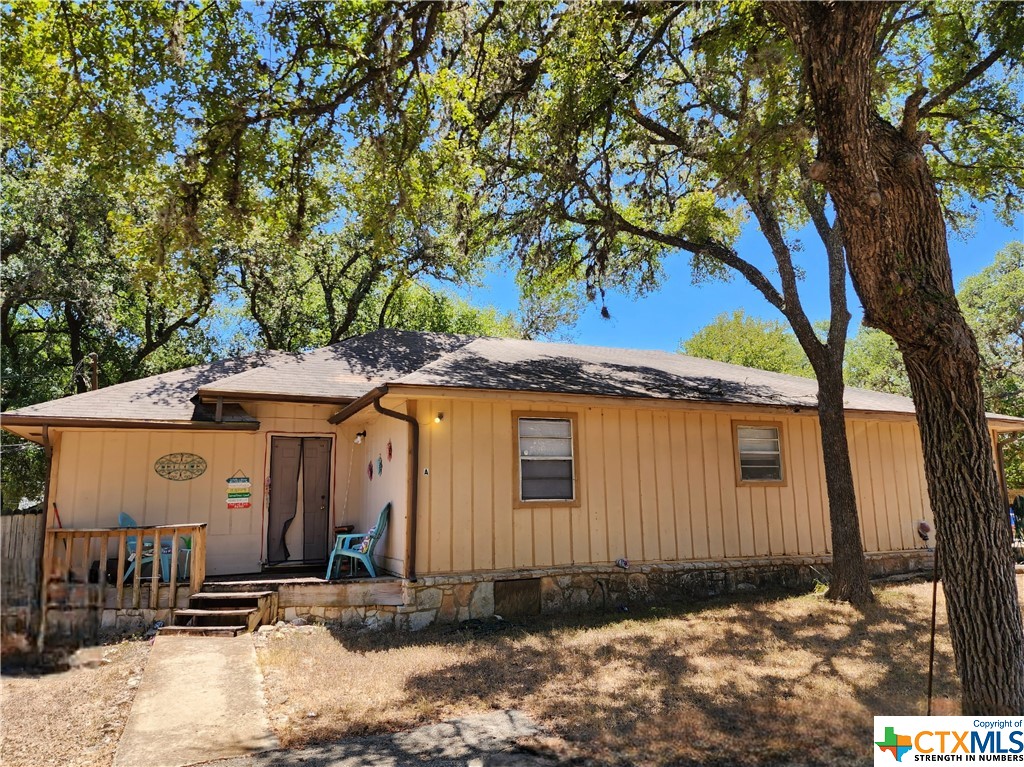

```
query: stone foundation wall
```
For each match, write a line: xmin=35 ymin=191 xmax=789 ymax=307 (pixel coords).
xmin=281 ymin=550 xmax=933 ymax=631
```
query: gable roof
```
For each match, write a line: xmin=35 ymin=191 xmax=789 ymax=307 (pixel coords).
xmin=3 ymin=329 xmax=1023 ymax=432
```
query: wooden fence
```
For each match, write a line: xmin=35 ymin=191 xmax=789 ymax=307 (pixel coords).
xmin=1 ymin=508 xmax=46 ymax=656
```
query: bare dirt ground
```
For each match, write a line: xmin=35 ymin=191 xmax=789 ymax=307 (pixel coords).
xmin=2 ymin=576 xmax=1022 ymax=767
xmin=256 ymin=575 xmax=1024 ymax=767
xmin=0 ymin=640 xmax=150 ymax=767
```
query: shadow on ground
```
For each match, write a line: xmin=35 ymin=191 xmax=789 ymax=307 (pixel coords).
xmin=315 ymin=584 xmax=960 ymax=767
xmin=216 ymin=710 xmax=551 ymax=767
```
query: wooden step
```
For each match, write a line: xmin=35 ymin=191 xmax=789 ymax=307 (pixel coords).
xmin=158 ymin=625 xmax=246 ymax=637
xmin=189 ymin=591 xmax=275 ymax=601
xmin=174 ymin=607 xmax=260 ymax=631
xmin=174 ymin=608 xmax=258 ymax=619
xmin=168 ymin=589 xmax=277 ymax=635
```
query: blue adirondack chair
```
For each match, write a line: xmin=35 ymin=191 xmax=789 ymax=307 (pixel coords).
xmin=326 ymin=503 xmax=391 ymax=579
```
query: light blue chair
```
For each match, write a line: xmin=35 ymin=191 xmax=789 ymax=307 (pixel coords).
xmin=119 ymin=512 xmax=163 ymax=583
xmin=118 ymin=514 xmax=187 ymax=581
xmin=326 ymin=503 xmax=391 ymax=579
xmin=162 ymin=535 xmax=192 ymax=582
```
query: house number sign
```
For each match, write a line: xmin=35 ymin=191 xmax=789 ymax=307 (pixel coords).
xmin=154 ymin=453 xmax=207 ymax=481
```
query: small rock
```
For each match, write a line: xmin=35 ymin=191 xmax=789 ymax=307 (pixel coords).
xmin=275 ymin=621 xmax=286 ymax=628
xmin=290 ymin=618 xmax=307 ymax=626
xmin=306 ymin=711 xmax=318 ymax=718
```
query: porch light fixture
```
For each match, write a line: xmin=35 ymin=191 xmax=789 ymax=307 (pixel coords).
xmin=354 ymin=431 xmax=367 ymax=444
xmin=434 ymin=412 xmax=444 ymax=424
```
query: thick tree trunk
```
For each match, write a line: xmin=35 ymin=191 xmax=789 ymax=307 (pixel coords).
xmin=771 ymin=2 xmax=1024 ymax=714
xmin=814 ymin=360 xmax=873 ymax=604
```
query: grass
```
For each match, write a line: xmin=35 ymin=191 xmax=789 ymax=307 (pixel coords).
xmin=0 ymin=640 xmax=150 ymax=767
xmin=257 ymin=576 xmax=1024 ymax=766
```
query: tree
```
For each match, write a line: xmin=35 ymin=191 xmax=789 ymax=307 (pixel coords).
xmin=0 ymin=2 xmax=531 ymax=505
xmin=430 ymin=0 xmax=1022 ymax=704
xmin=681 ymin=311 xmax=812 ymax=377
xmin=959 ymin=243 xmax=1024 ymax=489
xmin=768 ymin=3 xmax=1024 ymax=713
xmin=439 ymin=1 xmax=876 ymax=603
xmin=845 ymin=328 xmax=912 ymax=398
xmin=9 ymin=0 xmax=1021 ymax=709
xmin=0 ymin=161 xmax=222 ymax=509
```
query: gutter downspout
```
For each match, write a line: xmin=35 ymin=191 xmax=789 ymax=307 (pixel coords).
xmin=372 ymin=398 xmax=419 ymax=582
xmin=329 ymin=386 xmax=419 ymax=582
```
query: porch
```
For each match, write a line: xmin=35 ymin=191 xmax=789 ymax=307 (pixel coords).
xmin=39 ymin=524 xmax=406 ymax=645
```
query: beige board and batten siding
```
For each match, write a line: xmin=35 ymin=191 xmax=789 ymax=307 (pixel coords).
xmin=413 ymin=395 xmax=934 ymax=576
xmin=46 ymin=403 xmax=360 ymax=575
xmin=334 ymin=403 xmax=410 ymax=577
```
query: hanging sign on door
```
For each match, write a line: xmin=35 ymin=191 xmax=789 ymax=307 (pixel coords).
xmin=226 ymin=471 xmax=252 ymax=509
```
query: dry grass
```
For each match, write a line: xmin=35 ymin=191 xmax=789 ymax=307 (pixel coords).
xmin=258 ymin=576 xmax=1024 ymax=766
xmin=0 ymin=640 xmax=150 ymax=767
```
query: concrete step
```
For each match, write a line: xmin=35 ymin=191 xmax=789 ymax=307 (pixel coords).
xmin=158 ymin=625 xmax=247 ymax=637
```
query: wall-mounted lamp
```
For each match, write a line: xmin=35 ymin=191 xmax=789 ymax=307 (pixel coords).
xmin=354 ymin=430 xmax=367 ymax=444
xmin=434 ymin=412 xmax=445 ymax=424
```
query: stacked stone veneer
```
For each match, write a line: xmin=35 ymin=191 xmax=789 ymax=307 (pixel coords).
xmin=280 ymin=549 xmax=933 ymax=630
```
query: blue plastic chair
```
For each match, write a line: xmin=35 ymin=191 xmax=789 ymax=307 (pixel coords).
xmin=326 ymin=503 xmax=391 ymax=579
xmin=161 ymin=536 xmax=192 ymax=582
xmin=119 ymin=512 xmax=159 ymax=583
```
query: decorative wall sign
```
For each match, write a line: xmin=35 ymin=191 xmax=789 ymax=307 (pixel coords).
xmin=386 ymin=440 xmax=393 ymax=461
xmin=225 ymin=470 xmax=251 ymax=509
xmin=376 ymin=455 xmax=383 ymax=476
xmin=155 ymin=453 xmax=207 ymax=481
xmin=367 ymin=462 xmax=373 ymax=481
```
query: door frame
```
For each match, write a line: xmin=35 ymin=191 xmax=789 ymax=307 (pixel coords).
xmin=261 ymin=431 xmax=338 ymax=566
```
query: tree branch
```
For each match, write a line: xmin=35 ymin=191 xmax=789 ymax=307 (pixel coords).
xmin=919 ymin=46 xmax=1007 ymax=118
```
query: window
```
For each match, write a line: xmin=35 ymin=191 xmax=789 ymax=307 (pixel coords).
xmin=734 ymin=423 xmax=785 ymax=484
xmin=516 ymin=415 xmax=577 ymax=504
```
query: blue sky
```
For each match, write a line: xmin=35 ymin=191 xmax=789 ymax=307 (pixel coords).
xmin=453 ymin=204 xmax=1022 ymax=352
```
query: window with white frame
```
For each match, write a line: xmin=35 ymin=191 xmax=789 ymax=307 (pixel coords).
xmin=517 ymin=417 xmax=575 ymax=502
xmin=735 ymin=424 xmax=784 ymax=482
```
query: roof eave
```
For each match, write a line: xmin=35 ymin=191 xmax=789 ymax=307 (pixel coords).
xmin=196 ymin=389 xmax=357 ymax=406
xmin=0 ymin=415 xmax=262 ymax=432
xmin=328 ymin=386 xmax=390 ymax=424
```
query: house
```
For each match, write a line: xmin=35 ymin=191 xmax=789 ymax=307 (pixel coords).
xmin=3 ymin=329 xmax=1022 ymax=634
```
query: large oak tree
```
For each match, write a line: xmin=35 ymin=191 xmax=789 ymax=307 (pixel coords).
xmin=767 ymin=2 xmax=1024 ymax=713
xmin=7 ymin=0 xmax=1022 ymax=711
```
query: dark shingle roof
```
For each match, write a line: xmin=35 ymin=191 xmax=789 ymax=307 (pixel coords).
xmin=4 ymin=329 xmax=1022 ymax=428
xmin=2 ymin=352 xmax=279 ymax=424
xmin=198 ymin=331 xmax=474 ymax=401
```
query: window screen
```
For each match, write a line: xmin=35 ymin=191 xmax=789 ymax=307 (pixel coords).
xmin=518 ymin=418 xmax=575 ymax=501
xmin=736 ymin=425 xmax=783 ymax=482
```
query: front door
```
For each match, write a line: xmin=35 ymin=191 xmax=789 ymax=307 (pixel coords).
xmin=267 ymin=436 xmax=332 ymax=565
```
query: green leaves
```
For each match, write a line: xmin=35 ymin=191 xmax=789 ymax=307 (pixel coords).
xmin=680 ymin=310 xmax=813 ymax=378
xmin=958 ymin=242 xmax=1024 ymax=421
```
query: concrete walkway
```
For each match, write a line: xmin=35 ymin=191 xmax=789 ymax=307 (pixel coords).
xmin=113 ymin=635 xmax=279 ymax=767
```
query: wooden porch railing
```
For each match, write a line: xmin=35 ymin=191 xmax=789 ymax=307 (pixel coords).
xmin=41 ymin=523 xmax=207 ymax=611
